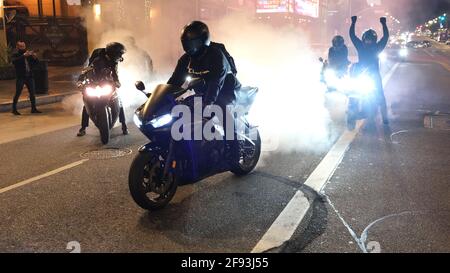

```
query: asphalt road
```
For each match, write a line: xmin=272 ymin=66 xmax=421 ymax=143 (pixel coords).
xmin=0 ymin=100 xmax=329 ymax=253
xmin=288 ymin=50 xmax=450 ymax=253
xmin=0 ymin=51 xmax=448 ymax=253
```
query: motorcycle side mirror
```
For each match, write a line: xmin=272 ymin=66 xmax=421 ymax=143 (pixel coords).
xmin=135 ymin=81 xmax=146 ymax=91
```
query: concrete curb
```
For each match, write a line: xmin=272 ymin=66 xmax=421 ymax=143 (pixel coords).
xmin=0 ymin=91 xmax=79 ymax=112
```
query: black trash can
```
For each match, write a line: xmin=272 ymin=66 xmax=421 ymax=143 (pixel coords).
xmin=33 ymin=60 xmax=49 ymax=95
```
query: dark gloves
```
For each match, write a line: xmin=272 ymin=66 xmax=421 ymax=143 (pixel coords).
xmin=380 ymin=17 xmax=387 ymax=25
xmin=351 ymin=16 xmax=357 ymax=24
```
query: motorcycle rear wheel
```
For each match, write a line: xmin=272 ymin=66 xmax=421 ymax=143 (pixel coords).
xmin=129 ymin=152 xmax=178 ymax=211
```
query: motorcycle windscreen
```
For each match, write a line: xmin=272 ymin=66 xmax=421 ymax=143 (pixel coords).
xmin=142 ymin=84 xmax=183 ymax=121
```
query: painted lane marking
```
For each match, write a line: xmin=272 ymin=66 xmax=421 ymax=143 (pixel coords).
xmin=423 ymin=49 xmax=435 ymax=58
xmin=251 ymin=191 xmax=310 ymax=253
xmin=422 ymin=49 xmax=450 ymax=72
xmin=0 ymin=159 xmax=89 ymax=194
xmin=251 ymin=63 xmax=400 ymax=253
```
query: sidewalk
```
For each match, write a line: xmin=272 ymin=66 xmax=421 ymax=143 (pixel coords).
xmin=0 ymin=66 xmax=82 ymax=112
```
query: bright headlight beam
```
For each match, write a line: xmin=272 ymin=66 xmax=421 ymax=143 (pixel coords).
xmin=85 ymin=85 xmax=113 ymax=97
xmin=150 ymin=114 xmax=173 ymax=128
xmin=353 ymin=75 xmax=375 ymax=94
xmin=324 ymin=69 xmax=340 ymax=88
xmin=399 ymin=48 xmax=408 ymax=57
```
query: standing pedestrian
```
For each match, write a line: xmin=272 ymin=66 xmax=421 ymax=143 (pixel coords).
xmin=11 ymin=40 xmax=42 ymax=115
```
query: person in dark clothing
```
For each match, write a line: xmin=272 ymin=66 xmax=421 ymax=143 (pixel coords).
xmin=77 ymin=42 xmax=128 ymax=136
xmin=122 ymin=36 xmax=154 ymax=84
xmin=11 ymin=41 xmax=41 ymax=115
xmin=328 ymin=35 xmax=350 ymax=77
xmin=168 ymin=21 xmax=241 ymax=159
xmin=350 ymin=16 xmax=390 ymax=124
xmin=124 ymin=36 xmax=154 ymax=73
xmin=168 ymin=21 xmax=241 ymax=114
xmin=168 ymin=24 xmax=240 ymax=107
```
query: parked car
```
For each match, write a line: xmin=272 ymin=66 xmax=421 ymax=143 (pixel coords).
xmin=422 ymin=40 xmax=432 ymax=48
xmin=406 ymin=41 xmax=422 ymax=48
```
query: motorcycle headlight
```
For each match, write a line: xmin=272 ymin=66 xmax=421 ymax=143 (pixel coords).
xmin=133 ymin=113 xmax=142 ymax=127
xmin=324 ymin=69 xmax=342 ymax=89
xmin=85 ymin=85 xmax=113 ymax=97
xmin=354 ymin=75 xmax=375 ymax=94
xmin=150 ymin=114 xmax=173 ymax=128
xmin=399 ymin=48 xmax=408 ymax=57
xmin=324 ymin=69 xmax=337 ymax=83
xmin=378 ymin=52 xmax=387 ymax=62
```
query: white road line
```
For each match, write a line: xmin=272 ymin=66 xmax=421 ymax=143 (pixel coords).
xmin=251 ymin=191 xmax=310 ymax=253
xmin=251 ymin=63 xmax=400 ymax=253
xmin=423 ymin=49 xmax=435 ymax=58
xmin=304 ymin=122 xmax=363 ymax=192
xmin=382 ymin=63 xmax=400 ymax=88
xmin=0 ymin=159 xmax=89 ymax=194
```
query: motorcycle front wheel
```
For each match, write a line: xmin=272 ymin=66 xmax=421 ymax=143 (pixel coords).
xmin=129 ymin=152 xmax=178 ymax=211
xmin=231 ymin=129 xmax=261 ymax=176
xmin=97 ymin=107 xmax=110 ymax=145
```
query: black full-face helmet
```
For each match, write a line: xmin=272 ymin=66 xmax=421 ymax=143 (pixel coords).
xmin=362 ymin=29 xmax=378 ymax=45
xmin=332 ymin=35 xmax=345 ymax=48
xmin=181 ymin=21 xmax=211 ymax=57
xmin=106 ymin=42 xmax=126 ymax=63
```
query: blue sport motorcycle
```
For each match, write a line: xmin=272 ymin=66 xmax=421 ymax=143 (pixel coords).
xmin=129 ymin=79 xmax=261 ymax=211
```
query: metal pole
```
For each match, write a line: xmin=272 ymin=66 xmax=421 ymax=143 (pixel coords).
xmin=37 ymin=0 xmax=43 ymax=17
xmin=52 ymin=0 xmax=56 ymax=18
xmin=1 ymin=0 xmax=7 ymax=49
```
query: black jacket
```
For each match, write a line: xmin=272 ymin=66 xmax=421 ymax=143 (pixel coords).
xmin=11 ymin=50 xmax=39 ymax=78
xmin=168 ymin=43 xmax=241 ymax=105
xmin=328 ymin=45 xmax=350 ymax=71
xmin=88 ymin=48 xmax=121 ymax=87
xmin=350 ymin=22 xmax=389 ymax=73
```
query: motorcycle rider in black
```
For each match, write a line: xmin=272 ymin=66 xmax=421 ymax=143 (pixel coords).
xmin=167 ymin=21 xmax=241 ymax=159
xmin=350 ymin=16 xmax=390 ymax=124
xmin=77 ymin=42 xmax=128 ymax=137
xmin=328 ymin=35 xmax=350 ymax=77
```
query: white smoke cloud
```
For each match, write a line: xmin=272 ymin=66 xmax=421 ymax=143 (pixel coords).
xmin=210 ymin=14 xmax=344 ymax=153
xmin=67 ymin=7 xmax=346 ymax=153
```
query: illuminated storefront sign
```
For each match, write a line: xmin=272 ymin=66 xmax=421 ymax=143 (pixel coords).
xmin=256 ymin=0 xmax=294 ymax=13
xmin=257 ymin=0 xmax=319 ymax=18
xmin=294 ymin=0 xmax=319 ymax=18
